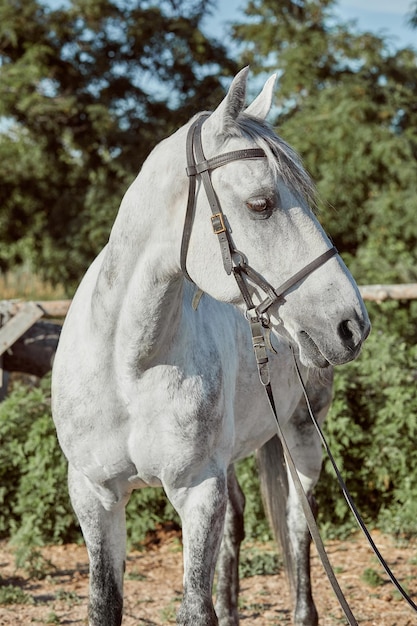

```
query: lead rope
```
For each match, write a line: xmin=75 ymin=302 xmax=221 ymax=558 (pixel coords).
xmin=247 ymin=312 xmax=358 ymax=626
xmin=291 ymin=347 xmax=417 ymax=614
xmin=182 ymin=112 xmax=416 ymax=616
xmin=248 ymin=313 xmax=417 ymax=623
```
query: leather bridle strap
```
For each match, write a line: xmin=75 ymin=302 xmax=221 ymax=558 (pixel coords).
xmin=261 ymin=372 xmax=359 ymax=626
xmin=249 ymin=320 xmax=417 ymax=623
xmin=245 ymin=312 xmax=360 ymax=624
xmin=235 ymin=246 xmax=338 ymax=317
xmin=181 ymin=114 xmax=338 ymax=318
xmin=291 ymin=349 xmax=417 ymax=616
xmin=181 ymin=114 xmax=265 ymax=281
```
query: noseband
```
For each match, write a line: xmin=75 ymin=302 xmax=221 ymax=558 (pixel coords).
xmin=180 ymin=114 xmax=337 ymax=319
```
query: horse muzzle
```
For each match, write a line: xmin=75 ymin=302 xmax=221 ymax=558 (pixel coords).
xmin=296 ymin=314 xmax=371 ymax=368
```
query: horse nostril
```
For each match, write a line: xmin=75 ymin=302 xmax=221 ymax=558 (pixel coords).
xmin=338 ymin=316 xmax=370 ymax=352
xmin=338 ymin=320 xmax=354 ymax=343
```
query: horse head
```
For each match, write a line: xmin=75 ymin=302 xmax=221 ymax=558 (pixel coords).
xmin=182 ymin=67 xmax=370 ymax=367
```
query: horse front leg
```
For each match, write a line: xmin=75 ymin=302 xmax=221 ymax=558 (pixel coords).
xmin=257 ymin=432 xmax=318 ymax=626
xmin=166 ymin=471 xmax=227 ymax=626
xmin=286 ymin=473 xmax=318 ymax=626
xmin=284 ymin=369 xmax=333 ymax=626
xmin=68 ymin=464 xmax=127 ymax=626
xmin=215 ymin=465 xmax=245 ymax=626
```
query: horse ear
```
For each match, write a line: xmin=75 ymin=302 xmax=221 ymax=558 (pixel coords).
xmin=205 ymin=66 xmax=249 ymax=135
xmin=245 ymin=73 xmax=277 ymax=120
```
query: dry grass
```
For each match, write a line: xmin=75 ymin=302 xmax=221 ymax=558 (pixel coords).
xmin=0 ymin=267 xmax=67 ymax=301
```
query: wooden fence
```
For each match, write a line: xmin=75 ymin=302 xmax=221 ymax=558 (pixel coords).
xmin=3 ymin=281 xmax=417 ymax=329
xmin=0 ymin=284 xmax=416 ymax=393
xmin=1 ymin=283 xmax=417 ymax=356
xmin=357 ymin=283 xmax=417 ymax=302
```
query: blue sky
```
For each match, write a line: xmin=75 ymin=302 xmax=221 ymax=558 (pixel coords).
xmin=43 ymin=0 xmax=416 ymax=50
xmin=204 ymin=0 xmax=416 ymax=51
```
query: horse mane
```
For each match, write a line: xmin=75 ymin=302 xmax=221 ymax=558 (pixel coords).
xmin=232 ymin=113 xmax=318 ymax=211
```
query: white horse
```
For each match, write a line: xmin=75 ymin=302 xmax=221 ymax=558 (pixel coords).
xmin=52 ymin=68 xmax=370 ymax=626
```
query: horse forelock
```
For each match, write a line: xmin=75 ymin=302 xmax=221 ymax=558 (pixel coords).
xmin=229 ymin=114 xmax=318 ymax=211
xmin=150 ymin=111 xmax=317 ymax=214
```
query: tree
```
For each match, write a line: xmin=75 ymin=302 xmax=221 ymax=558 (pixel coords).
xmin=232 ymin=0 xmax=417 ymax=285
xmin=0 ymin=0 xmax=236 ymax=288
xmin=407 ymin=0 xmax=417 ymax=27
xmin=231 ymin=0 xmax=417 ymax=536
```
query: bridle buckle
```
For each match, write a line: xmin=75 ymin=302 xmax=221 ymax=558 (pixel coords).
xmin=211 ymin=213 xmax=227 ymax=235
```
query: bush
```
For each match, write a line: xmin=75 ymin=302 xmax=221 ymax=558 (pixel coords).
xmin=235 ymin=455 xmax=271 ymax=541
xmin=0 ymin=376 xmax=78 ymax=545
xmin=2 ymin=300 xmax=417 ymax=549
xmin=316 ymin=301 xmax=417 ymax=538
xmin=0 ymin=376 xmax=179 ymax=546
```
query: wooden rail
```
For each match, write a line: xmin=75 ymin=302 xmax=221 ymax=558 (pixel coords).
xmin=358 ymin=283 xmax=417 ymax=302
xmin=34 ymin=300 xmax=72 ymax=318
xmin=0 ymin=286 xmax=416 ymax=385
xmin=4 ymin=283 xmax=417 ymax=324
xmin=29 ymin=284 xmax=417 ymax=316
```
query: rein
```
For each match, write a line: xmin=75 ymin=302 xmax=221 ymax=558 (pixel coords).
xmin=291 ymin=352 xmax=417 ymax=615
xmin=258 ymin=334 xmax=417 ymax=624
xmin=181 ymin=113 xmax=417 ymax=624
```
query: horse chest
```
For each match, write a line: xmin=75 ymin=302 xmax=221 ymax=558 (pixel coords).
xmin=117 ymin=358 xmax=232 ymax=466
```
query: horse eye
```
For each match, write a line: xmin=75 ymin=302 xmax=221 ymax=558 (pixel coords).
xmin=245 ymin=197 xmax=275 ymax=220
xmin=246 ymin=198 xmax=269 ymax=213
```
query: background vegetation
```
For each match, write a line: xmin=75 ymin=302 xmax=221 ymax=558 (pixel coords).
xmin=1 ymin=0 xmax=417 ymax=546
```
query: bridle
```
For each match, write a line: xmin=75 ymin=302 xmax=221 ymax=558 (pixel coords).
xmin=180 ymin=113 xmax=417 ymax=624
xmin=180 ymin=113 xmax=338 ymax=320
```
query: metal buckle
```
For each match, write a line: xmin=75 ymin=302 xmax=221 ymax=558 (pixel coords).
xmin=211 ymin=213 xmax=227 ymax=235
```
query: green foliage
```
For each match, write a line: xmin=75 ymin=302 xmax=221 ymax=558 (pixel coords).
xmin=125 ymin=488 xmax=179 ymax=549
xmin=233 ymin=0 xmax=417 ymax=286
xmin=235 ymin=455 xmax=271 ymax=541
xmin=316 ymin=303 xmax=417 ymax=538
xmin=0 ymin=376 xmax=78 ymax=544
xmin=0 ymin=584 xmax=33 ymax=606
xmin=0 ymin=0 xmax=236 ymax=288
xmin=14 ymin=545 xmax=55 ymax=580
xmin=239 ymin=545 xmax=282 ymax=578
xmin=361 ymin=567 xmax=384 ymax=588
xmin=55 ymin=589 xmax=82 ymax=606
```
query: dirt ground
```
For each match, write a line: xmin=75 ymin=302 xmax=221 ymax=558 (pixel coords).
xmin=1 ymin=529 xmax=417 ymax=625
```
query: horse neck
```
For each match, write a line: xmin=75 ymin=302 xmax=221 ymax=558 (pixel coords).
xmin=91 ymin=128 xmax=189 ymax=365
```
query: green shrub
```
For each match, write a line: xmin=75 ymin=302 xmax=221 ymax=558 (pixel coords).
xmin=2 ymin=298 xmax=417 ymax=550
xmin=239 ymin=545 xmax=282 ymax=578
xmin=361 ymin=567 xmax=384 ymax=588
xmin=235 ymin=455 xmax=271 ymax=542
xmin=0 ymin=584 xmax=33 ymax=605
xmin=126 ymin=489 xmax=179 ymax=548
xmin=0 ymin=375 xmax=78 ymax=544
xmin=0 ymin=375 xmax=179 ymax=546
xmin=316 ymin=301 xmax=417 ymax=538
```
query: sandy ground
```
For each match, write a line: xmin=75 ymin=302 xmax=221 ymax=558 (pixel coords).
xmin=0 ymin=530 xmax=417 ymax=625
